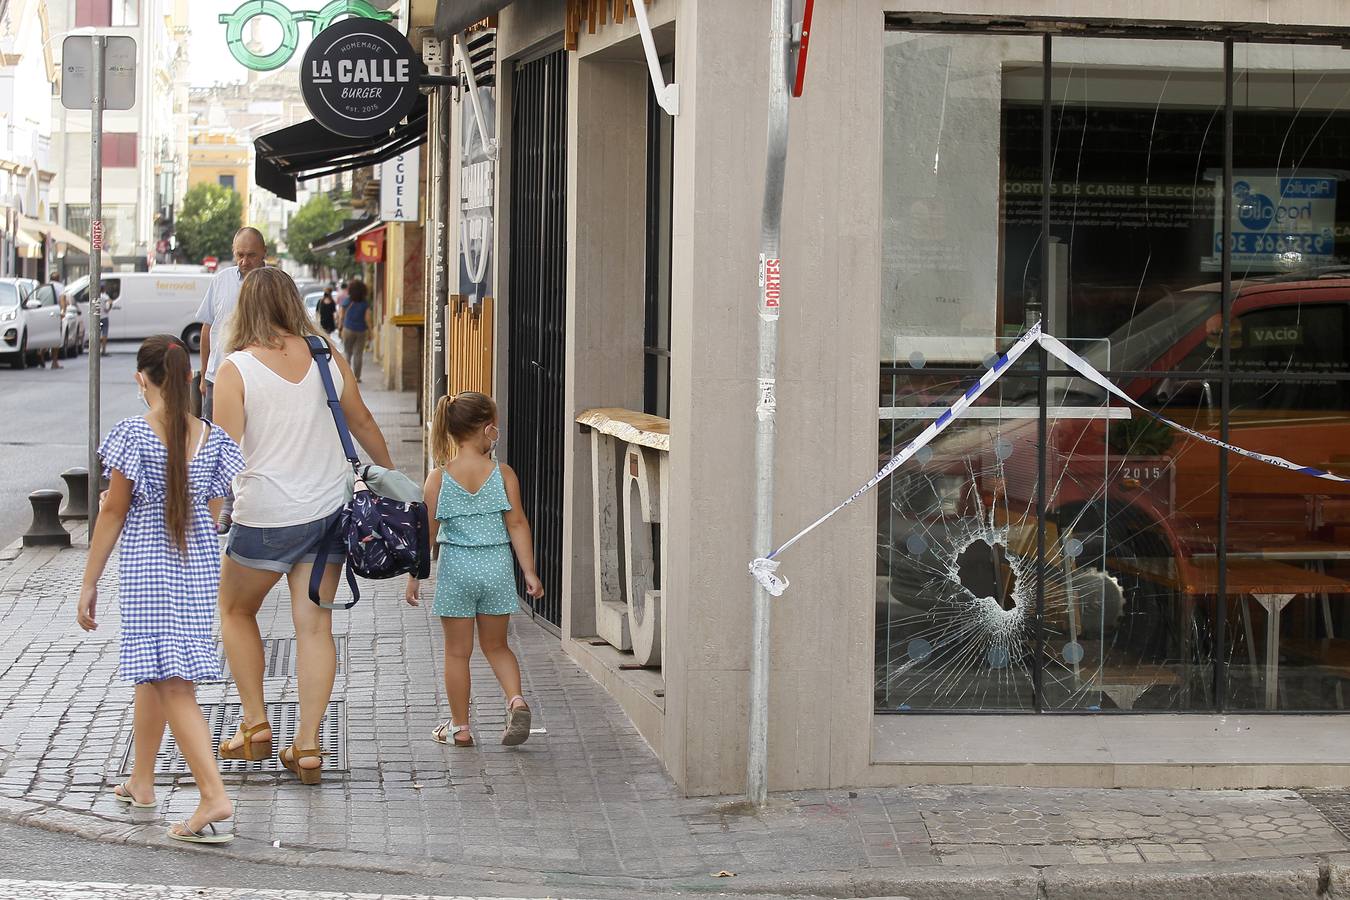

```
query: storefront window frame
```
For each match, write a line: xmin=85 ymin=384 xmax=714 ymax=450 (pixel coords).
xmin=644 ymin=57 xmax=675 ymax=419
xmin=878 ymin=18 xmax=1350 ymax=716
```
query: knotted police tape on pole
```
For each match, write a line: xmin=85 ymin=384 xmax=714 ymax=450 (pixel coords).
xmin=749 ymin=321 xmax=1350 ymax=597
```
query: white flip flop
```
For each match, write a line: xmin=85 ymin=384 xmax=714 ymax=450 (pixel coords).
xmin=111 ymin=783 xmax=156 ymax=809
xmin=168 ymin=820 xmax=234 ymax=845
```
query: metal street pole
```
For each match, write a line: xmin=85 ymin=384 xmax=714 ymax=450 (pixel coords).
xmin=87 ymin=35 xmax=104 ymax=533
xmin=747 ymin=0 xmax=792 ymax=808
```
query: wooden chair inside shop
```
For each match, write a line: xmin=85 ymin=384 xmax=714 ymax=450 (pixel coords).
xmin=1278 ymin=469 xmax=1350 ymax=689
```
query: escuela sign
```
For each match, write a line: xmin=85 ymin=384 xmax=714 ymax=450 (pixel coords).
xmin=301 ymin=17 xmax=420 ymax=139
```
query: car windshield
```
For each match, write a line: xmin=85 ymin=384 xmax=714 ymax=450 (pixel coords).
xmin=988 ymin=288 xmax=1223 ymax=405
xmin=1080 ymin=289 xmax=1222 ymax=373
xmin=0 ymin=283 xmax=18 ymax=308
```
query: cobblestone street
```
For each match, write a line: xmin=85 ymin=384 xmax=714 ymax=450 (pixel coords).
xmin=0 ymin=881 xmax=569 ymax=900
xmin=3 ymin=376 xmax=1350 ymax=897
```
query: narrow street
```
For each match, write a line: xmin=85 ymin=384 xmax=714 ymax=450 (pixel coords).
xmin=0 ymin=343 xmax=140 ymax=548
xmin=0 ymin=820 xmax=762 ymax=899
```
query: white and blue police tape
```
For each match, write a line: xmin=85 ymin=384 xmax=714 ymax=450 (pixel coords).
xmin=749 ymin=321 xmax=1350 ymax=598
xmin=748 ymin=322 xmax=1045 ymax=596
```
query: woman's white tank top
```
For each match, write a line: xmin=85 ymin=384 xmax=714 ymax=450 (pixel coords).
xmin=226 ymin=348 xmax=350 ymax=528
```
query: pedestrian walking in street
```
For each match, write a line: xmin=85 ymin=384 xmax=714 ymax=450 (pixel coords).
xmin=97 ymin=282 xmax=114 ymax=356
xmin=212 ymin=267 xmax=394 ymax=785
xmin=37 ymin=275 xmax=66 ymax=369
xmin=195 ymin=227 xmax=266 ymax=420
xmin=76 ymin=335 xmax=246 ymax=845
xmin=317 ymin=287 xmax=338 ymax=337
xmin=340 ymin=279 xmax=371 ymax=383
xmin=196 ymin=226 xmax=266 ymax=534
xmin=407 ymin=392 xmax=541 ymax=749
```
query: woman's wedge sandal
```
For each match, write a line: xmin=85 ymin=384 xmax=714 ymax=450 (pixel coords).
xmin=219 ymin=720 xmax=272 ymax=762
xmin=431 ymin=721 xmax=474 ymax=747
xmin=502 ymin=697 xmax=531 ymax=747
xmin=112 ymin=783 xmax=156 ymax=808
xmin=279 ymin=744 xmax=324 ymax=785
xmin=168 ymin=820 xmax=234 ymax=845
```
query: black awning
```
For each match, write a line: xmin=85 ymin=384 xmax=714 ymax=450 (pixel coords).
xmin=311 ymin=218 xmax=383 ymax=255
xmin=434 ymin=0 xmax=510 ymax=40
xmin=254 ymin=96 xmax=428 ymax=202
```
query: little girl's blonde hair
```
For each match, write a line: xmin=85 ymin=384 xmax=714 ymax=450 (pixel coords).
xmin=431 ymin=391 xmax=497 ymax=464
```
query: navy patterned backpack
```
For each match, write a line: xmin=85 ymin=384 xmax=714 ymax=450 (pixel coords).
xmin=305 ymin=336 xmax=430 ymax=609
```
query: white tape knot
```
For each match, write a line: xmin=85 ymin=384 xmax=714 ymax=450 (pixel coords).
xmin=749 ymin=557 xmax=788 ymax=597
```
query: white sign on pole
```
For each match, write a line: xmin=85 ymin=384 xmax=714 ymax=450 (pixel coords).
xmin=60 ymin=35 xmax=137 ymax=111
xmin=379 ymin=150 xmax=420 ymax=222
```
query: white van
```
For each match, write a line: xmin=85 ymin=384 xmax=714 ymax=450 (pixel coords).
xmin=66 ymin=272 xmax=213 ymax=352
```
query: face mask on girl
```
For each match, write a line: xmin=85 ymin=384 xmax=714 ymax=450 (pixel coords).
xmin=486 ymin=424 xmax=500 ymax=457
xmin=135 ymin=374 xmax=149 ymax=409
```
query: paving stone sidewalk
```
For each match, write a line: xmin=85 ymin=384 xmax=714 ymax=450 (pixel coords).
xmin=3 ymin=371 xmax=1350 ymax=894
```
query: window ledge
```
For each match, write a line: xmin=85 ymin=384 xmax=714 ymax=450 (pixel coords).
xmin=576 ymin=408 xmax=669 ymax=452
xmin=874 ymin=713 xmax=1350 ymax=767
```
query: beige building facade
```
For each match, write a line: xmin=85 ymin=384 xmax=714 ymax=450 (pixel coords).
xmin=411 ymin=0 xmax=1350 ymax=797
xmin=187 ymin=130 xmax=250 ymax=213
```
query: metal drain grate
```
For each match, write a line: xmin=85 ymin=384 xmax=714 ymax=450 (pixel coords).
xmin=118 ymin=701 xmax=346 ymax=775
xmin=1300 ymin=791 xmax=1350 ymax=840
xmin=204 ymin=637 xmax=348 ymax=682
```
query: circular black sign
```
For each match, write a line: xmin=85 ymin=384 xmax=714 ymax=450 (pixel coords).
xmin=301 ymin=17 xmax=420 ymax=139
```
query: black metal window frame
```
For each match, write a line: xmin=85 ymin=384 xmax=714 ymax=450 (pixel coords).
xmin=507 ymin=48 xmax=569 ymax=634
xmin=881 ymin=19 xmax=1350 ymax=714
xmin=644 ymin=57 xmax=676 ymax=418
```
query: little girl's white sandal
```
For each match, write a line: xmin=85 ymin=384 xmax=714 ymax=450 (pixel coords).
xmin=431 ymin=720 xmax=474 ymax=747
xmin=502 ymin=697 xmax=531 ymax=747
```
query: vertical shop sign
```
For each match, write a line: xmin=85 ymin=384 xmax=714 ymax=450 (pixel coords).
xmin=1207 ymin=170 xmax=1337 ymax=271
xmin=380 ymin=150 xmax=420 ymax=221
xmin=459 ymin=85 xmax=495 ymax=309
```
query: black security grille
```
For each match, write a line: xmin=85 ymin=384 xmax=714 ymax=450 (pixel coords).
xmin=203 ymin=637 xmax=349 ymax=682
xmin=118 ymin=701 xmax=346 ymax=775
xmin=507 ymin=49 xmax=568 ymax=632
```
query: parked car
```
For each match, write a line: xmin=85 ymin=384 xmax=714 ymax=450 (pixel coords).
xmin=24 ymin=282 xmax=86 ymax=358
xmin=303 ymin=289 xmax=326 ymax=328
xmin=64 ymin=271 xmax=212 ymax=352
xmin=0 ymin=277 xmax=63 ymax=368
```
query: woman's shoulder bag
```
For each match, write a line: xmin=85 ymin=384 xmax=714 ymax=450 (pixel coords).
xmin=305 ymin=336 xmax=431 ymax=609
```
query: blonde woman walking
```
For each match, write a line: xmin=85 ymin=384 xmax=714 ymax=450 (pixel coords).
xmin=211 ymin=268 xmax=393 ymax=784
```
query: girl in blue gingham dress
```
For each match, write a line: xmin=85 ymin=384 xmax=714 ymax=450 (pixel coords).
xmin=78 ymin=335 xmax=245 ymax=845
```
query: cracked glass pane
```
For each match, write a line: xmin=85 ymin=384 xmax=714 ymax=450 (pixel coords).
xmin=881 ymin=29 xmax=1350 ymax=714
xmin=882 ymin=32 xmax=1042 ymax=364
xmin=1219 ymin=45 xmax=1350 ymax=710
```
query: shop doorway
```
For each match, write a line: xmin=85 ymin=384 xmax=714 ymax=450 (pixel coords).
xmin=506 ymin=48 xmax=568 ymax=632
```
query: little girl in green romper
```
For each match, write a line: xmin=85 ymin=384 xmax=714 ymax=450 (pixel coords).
xmin=406 ymin=391 xmax=543 ymax=748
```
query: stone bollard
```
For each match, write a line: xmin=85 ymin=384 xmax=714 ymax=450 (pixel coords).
xmin=23 ymin=490 xmax=70 ymax=548
xmin=59 ymin=467 xmax=90 ymax=520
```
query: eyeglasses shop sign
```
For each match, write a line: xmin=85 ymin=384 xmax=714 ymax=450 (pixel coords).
xmin=301 ymin=18 xmax=420 ymax=139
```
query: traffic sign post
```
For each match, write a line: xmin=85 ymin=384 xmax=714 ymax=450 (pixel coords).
xmin=62 ymin=33 xmax=136 ymax=532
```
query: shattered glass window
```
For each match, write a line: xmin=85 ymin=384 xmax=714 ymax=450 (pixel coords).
xmin=879 ymin=30 xmax=1350 ymax=713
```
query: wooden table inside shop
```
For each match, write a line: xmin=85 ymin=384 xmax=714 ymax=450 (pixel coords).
xmin=1112 ymin=556 xmax=1350 ymax=709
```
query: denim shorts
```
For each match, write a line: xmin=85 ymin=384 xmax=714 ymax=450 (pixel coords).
xmin=226 ymin=509 xmax=345 ymax=574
